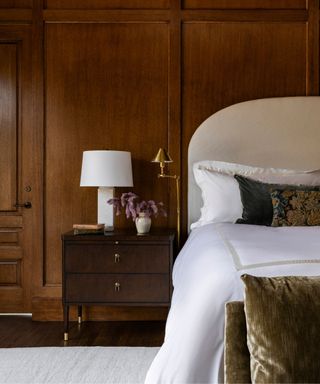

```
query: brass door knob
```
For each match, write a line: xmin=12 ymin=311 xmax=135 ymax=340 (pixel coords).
xmin=114 ymin=282 xmax=121 ymax=292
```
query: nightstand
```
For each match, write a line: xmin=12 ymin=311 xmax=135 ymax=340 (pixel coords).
xmin=61 ymin=229 xmax=175 ymax=341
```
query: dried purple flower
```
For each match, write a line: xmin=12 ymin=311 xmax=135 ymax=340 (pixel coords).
xmin=107 ymin=193 xmax=167 ymax=221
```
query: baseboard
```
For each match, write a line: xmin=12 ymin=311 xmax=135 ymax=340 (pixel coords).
xmin=32 ymin=297 xmax=169 ymax=321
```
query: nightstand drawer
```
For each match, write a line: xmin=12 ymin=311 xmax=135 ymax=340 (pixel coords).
xmin=65 ymin=274 xmax=170 ymax=303
xmin=65 ymin=244 xmax=169 ymax=273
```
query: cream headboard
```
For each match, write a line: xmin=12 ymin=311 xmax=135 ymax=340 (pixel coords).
xmin=188 ymin=96 xmax=320 ymax=229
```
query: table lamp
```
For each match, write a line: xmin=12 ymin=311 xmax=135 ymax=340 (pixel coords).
xmin=80 ymin=150 xmax=133 ymax=231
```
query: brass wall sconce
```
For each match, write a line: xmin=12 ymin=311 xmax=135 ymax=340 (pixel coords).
xmin=152 ymin=148 xmax=180 ymax=248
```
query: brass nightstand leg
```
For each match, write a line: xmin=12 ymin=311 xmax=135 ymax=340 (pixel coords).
xmin=63 ymin=304 xmax=69 ymax=341
xmin=77 ymin=305 xmax=82 ymax=324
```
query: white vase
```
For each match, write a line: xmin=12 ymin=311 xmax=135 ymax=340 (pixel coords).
xmin=135 ymin=213 xmax=151 ymax=234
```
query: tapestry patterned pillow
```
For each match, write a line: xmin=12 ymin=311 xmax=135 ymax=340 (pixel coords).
xmin=271 ymin=189 xmax=320 ymax=226
xmin=234 ymin=175 xmax=320 ymax=226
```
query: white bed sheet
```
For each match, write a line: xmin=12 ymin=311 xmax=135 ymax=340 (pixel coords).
xmin=145 ymin=223 xmax=320 ymax=384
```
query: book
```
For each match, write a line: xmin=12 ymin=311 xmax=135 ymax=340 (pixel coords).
xmin=73 ymin=224 xmax=104 ymax=230
xmin=73 ymin=224 xmax=104 ymax=235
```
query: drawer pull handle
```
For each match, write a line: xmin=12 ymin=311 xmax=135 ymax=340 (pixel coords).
xmin=114 ymin=253 xmax=121 ymax=263
xmin=114 ymin=282 xmax=121 ymax=292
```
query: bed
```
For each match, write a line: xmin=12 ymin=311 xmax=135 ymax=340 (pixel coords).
xmin=145 ymin=97 xmax=320 ymax=384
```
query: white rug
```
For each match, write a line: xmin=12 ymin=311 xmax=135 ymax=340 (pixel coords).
xmin=0 ymin=347 xmax=159 ymax=384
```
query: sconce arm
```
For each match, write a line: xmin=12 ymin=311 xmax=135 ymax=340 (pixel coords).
xmin=158 ymin=173 xmax=178 ymax=180
xmin=157 ymin=173 xmax=180 ymax=248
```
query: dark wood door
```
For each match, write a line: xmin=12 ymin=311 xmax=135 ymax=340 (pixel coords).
xmin=0 ymin=27 xmax=37 ymax=312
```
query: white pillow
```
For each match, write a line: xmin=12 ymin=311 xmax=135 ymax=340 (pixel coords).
xmin=196 ymin=160 xmax=320 ymax=185
xmin=191 ymin=168 xmax=242 ymax=229
xmin=191 ymin=161 xmax=320 ymax=229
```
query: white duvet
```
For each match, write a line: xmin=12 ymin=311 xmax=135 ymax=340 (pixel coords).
xmin=145 ymin=223 xmax=320 ymax=384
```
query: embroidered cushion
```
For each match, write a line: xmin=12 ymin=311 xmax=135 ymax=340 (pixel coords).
xmin=271 ymin=189 xmax=320 ymax=226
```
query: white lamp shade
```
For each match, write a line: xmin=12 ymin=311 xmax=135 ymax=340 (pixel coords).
xmin=80 ymin=150 xmax=133 ymax=187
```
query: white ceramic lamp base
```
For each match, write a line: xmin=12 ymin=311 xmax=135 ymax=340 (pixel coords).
xmin=98 ymin=187 xmax=114 ymax=232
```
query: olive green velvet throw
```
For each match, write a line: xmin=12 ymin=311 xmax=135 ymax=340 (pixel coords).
xmin=224 ymin=301 xmax=251 ymax=384
xmin=241 ymin=274 xmax=320 ymax=384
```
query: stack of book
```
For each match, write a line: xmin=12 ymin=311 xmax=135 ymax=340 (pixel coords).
xmin=73 ymin=224 xmax=104 ymax=235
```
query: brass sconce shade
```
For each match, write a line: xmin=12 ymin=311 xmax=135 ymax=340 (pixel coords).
xmin=152 ymin=148 xmax=173 ymax=177
xmin=152 ymin=148 xmax=173 ymax=164
xmin=152 ymin=148 xmax=180 ymax=248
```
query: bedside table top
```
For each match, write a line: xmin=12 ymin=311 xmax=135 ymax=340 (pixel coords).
xmin=62 ymin=228 xmax=175 ymax=242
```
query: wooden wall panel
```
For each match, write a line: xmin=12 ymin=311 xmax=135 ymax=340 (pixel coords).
xmin=183 ymin=0 xmax=306 ymax=9
xmin=182 ymin=22 xmax=307 ymax=143
xmin=0 ymin=9 xmax=32 ymax=22
xmin=45 ymin=0 xmax=170 ymax=10
xmin=0 ymin=0 xmax=32 ymax=8
xmin=0 ymin=44 xmax=17 ymax=212
xmin=45 ymin=22 xmax=169 ymax=286
xmin=182 ymin=21 xmax=307 ymax=230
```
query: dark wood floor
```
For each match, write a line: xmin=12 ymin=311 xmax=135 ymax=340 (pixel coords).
xmin=0 ymin=316 xmax=165 ymax=348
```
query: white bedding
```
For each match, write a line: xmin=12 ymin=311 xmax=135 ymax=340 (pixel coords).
xmin=145 ymin=223 xmax=320 ymax=384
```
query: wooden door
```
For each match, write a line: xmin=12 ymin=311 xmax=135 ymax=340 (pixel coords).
xmin=0 ymin=27 xmax=36 ymax=313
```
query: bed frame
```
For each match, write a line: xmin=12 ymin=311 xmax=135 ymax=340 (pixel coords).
xmin=188 ymin=96 xmax=320 ymax=229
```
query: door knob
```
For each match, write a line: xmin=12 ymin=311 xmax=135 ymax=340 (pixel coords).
xmin=14 ymin=202 xmax=32 ymax=209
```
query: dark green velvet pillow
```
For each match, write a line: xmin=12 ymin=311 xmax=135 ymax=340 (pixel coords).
xmin=234 ymin=175 xmax=274 ymax=225
xmin=271 ymin=189 xmax=320 ymax=226
xmin=224 ymin=301 xmax=251 ymax=384
xmin=235 ymin=175 xmax=320 ymax=226
xmin=241 ymin=274 xmax=320 ymax=383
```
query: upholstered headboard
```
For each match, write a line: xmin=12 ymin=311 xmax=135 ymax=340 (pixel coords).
xmin=188 ymin=97 xmax=320 ymax=229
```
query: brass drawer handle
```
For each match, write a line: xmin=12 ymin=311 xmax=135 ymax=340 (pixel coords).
xmin=114 ymin=282 xmax=121 ymax=292
xmin=114 ymin=253 xmax=120 ymax=263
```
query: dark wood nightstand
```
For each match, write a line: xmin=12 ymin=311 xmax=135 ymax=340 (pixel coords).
xmin=61 ymin=229 xmax=175 ymax=341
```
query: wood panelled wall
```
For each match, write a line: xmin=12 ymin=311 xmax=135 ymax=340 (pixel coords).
xmin=0 ymin=0 xmax=319 ymax=320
